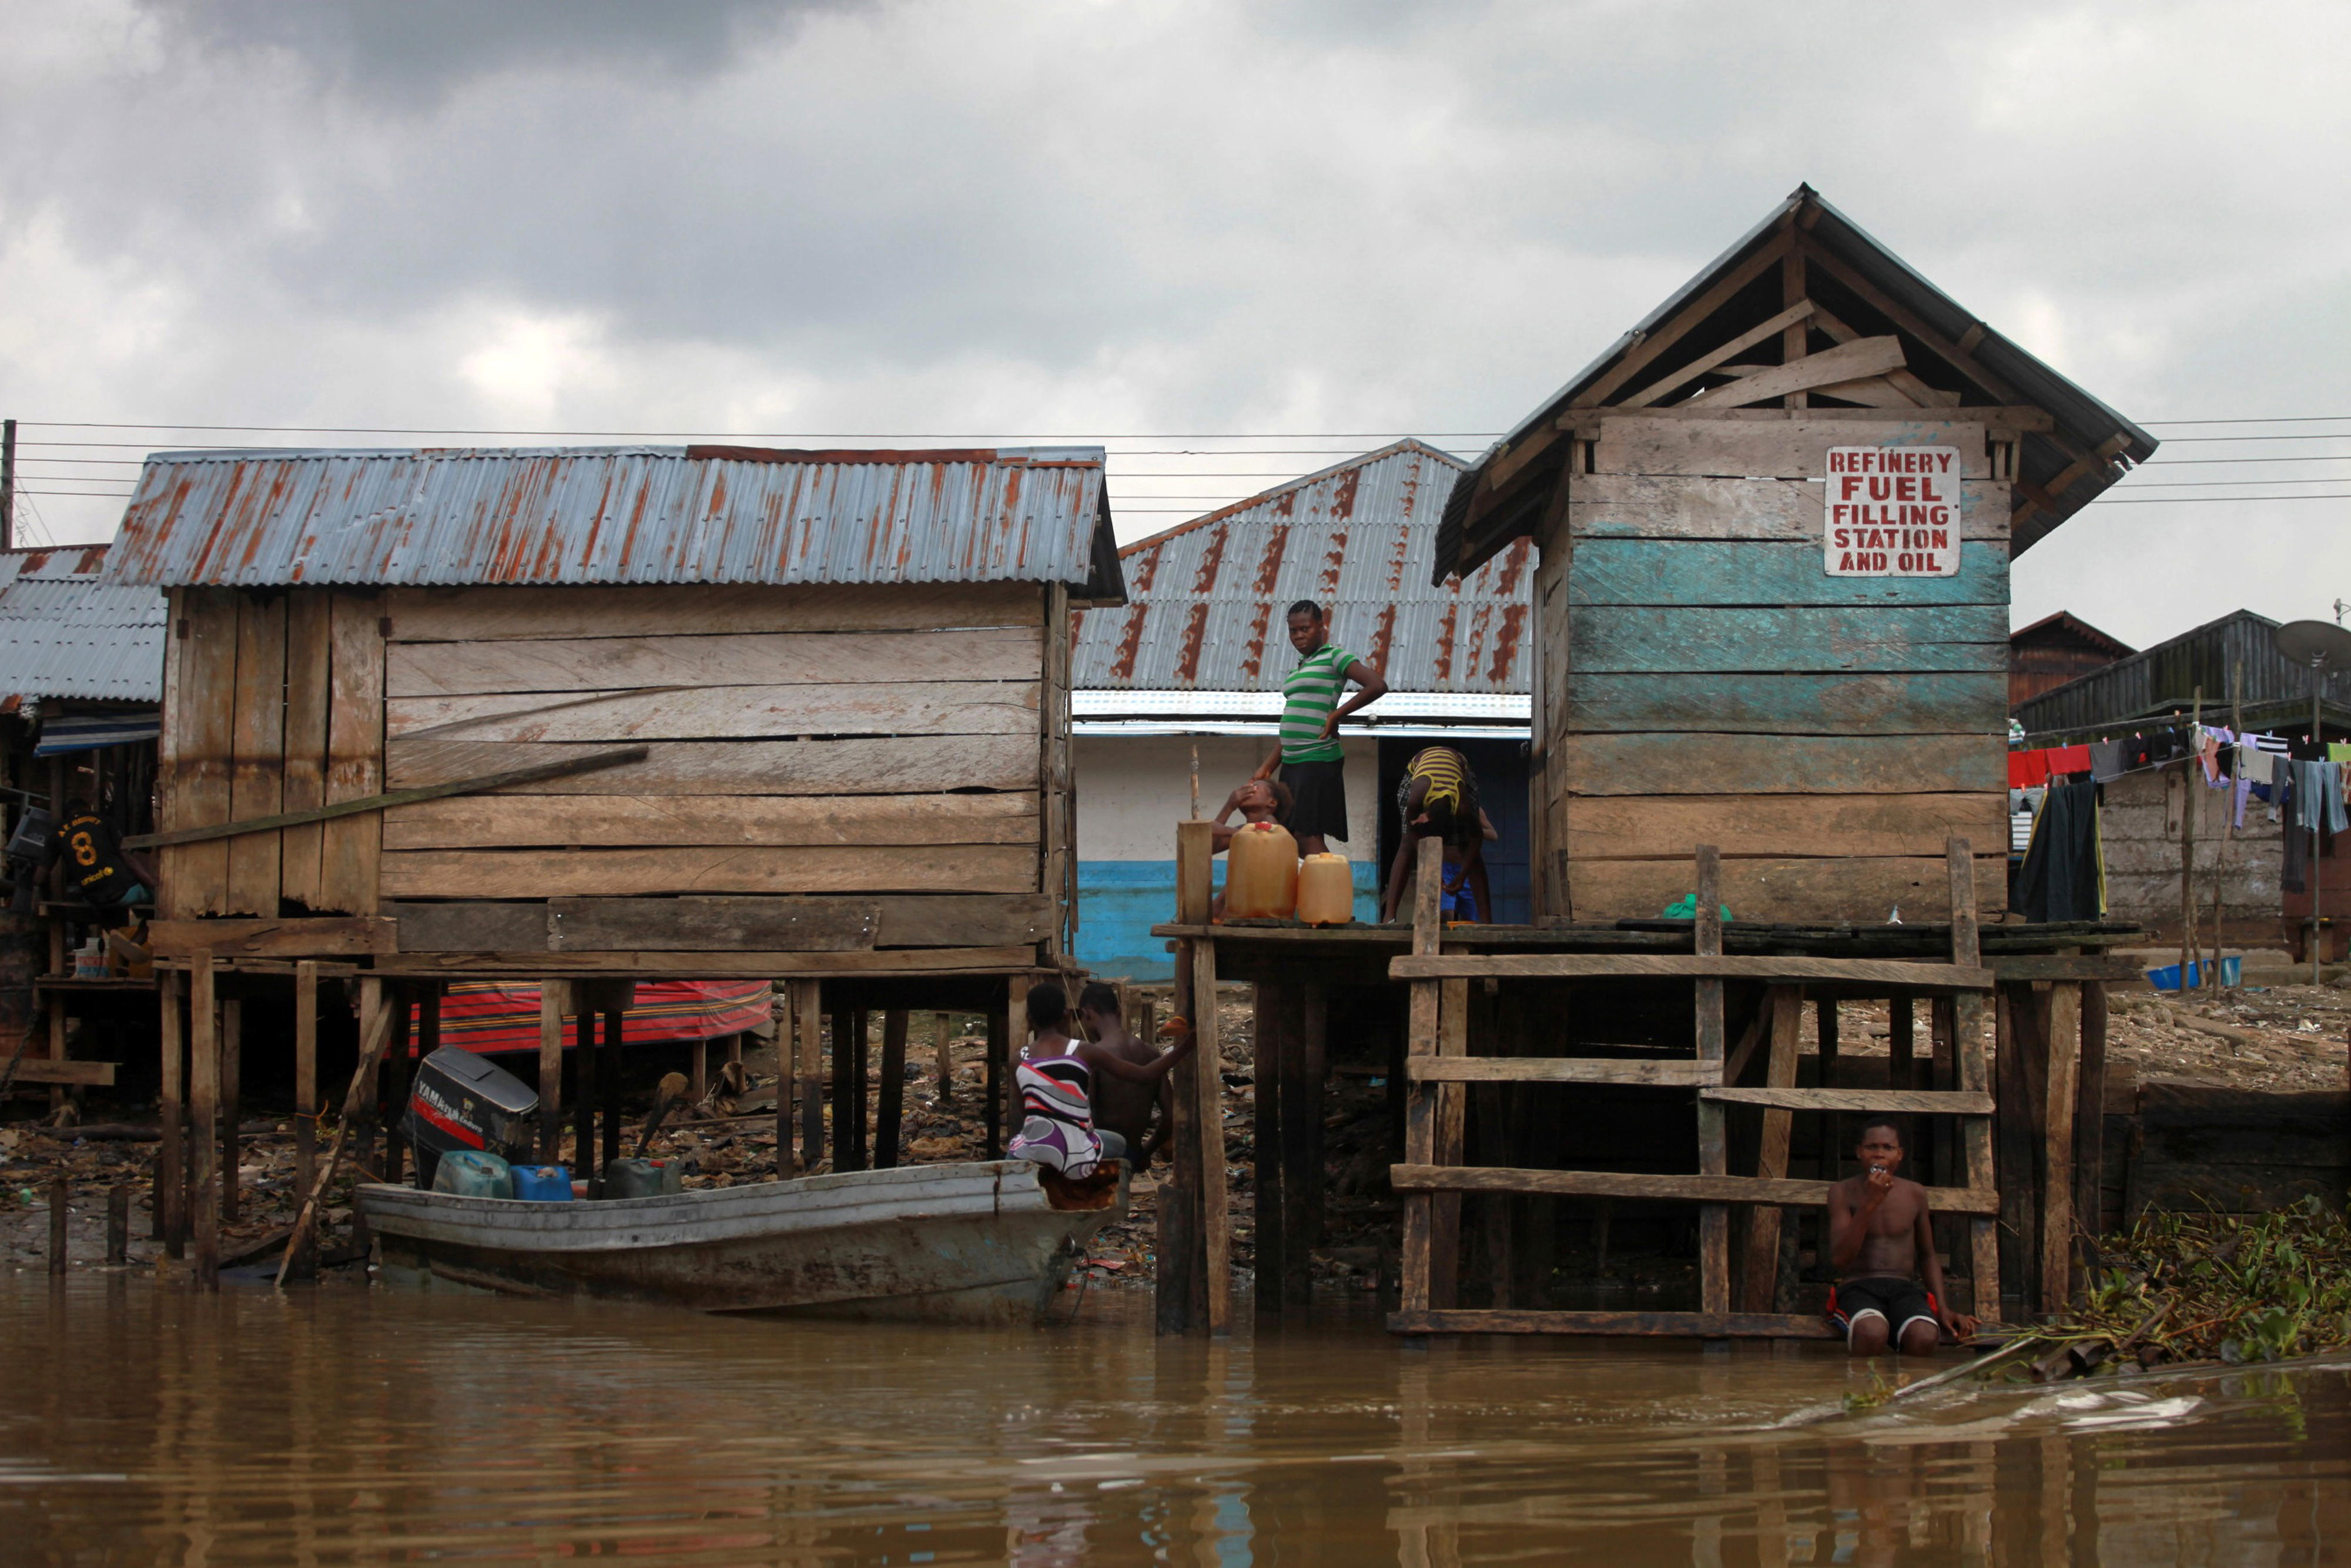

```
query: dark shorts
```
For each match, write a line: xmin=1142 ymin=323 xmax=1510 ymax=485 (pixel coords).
xmin=1280 ymin=758 xmax=1349 ymax=842
xmin=1827 ymin=1277 xmax=1938 ymax=1344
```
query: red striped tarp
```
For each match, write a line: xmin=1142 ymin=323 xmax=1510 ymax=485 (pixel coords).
xmin=413 ymin=980 xmax=773 ymax=1056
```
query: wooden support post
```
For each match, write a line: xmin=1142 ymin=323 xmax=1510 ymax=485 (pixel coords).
xmin=156 ymin=969 xmax=184 ymax=1257
xmin=1160 ymin=939 xmax=1203 ymax=1335
xmin=219 ymin=997 xmax=241 ymax=1224
xmin=1693 ymin=845 xmax=1732 ymax=1319
xmin=793 ymin=981 xmax=822 ymax=1172
xmin=536 ymin=979 xmax=565 ymax=1164
xmin=572 ymin=1004 xmax=597 ymax=1190
xmin=284 ymin=965 xmax=317 ymax=1271
xmin=1994 ymin=985 xmax=2039 ymax=1312
xmin=1738 ymin=986 xmax=1803 ymax=1313
xmin=1300 ymin=981 xmax=1327 ymax=1285
xmin=2042 ymin=980 xmax=2082 ymax=1312
xmin=1003 ymin=977 xmax=1026 ymax=1159
xmin=1399 ymin=835 xmax=1445 ymax=1325
xmin=728 ymin=1033 xmax=744 ymax=1068
xmin=690 ymin=1037 xmax=708 ymax=1107
xmin=1950 ymin=838 xmax=2001 ymax=1323
xmin=48 ymin=1177 xmax=67 ymax=1275
xmin=1432 ymin=981 xmax=1469 ymax=1311
xmin=189 ymin=955 xmax=219 ymax=1287
xmin=933 ymin=1013 xmax=954 ymax=1105
xmin=1191 ymin=935 xmax=1233 ymax=1335
xmin=383 ymin=989 xmax=411 ymax=1188
xmin=1252 ymin=980 xmax=1285 ymax=1312
xmin=876 ymin=1010 xmax=907 ymax=1170
xmin=1888 ymin=993 xmax=1915 ymax=1088
xmin=277 ymin=978 xmax=400 ymax=1287
xmin=1281 ymin=983 xmax=1315 ymax=1307
xmin=2075 ymin=982 xmax=2109 ymax=1242
xmin=599 ymin=1007 xmax=623 ymax=1174
xmin=982 ymin=1003 xmax=1006 ymax=1160
xmin=105 ymin=1183 xmax=128 ymax=1266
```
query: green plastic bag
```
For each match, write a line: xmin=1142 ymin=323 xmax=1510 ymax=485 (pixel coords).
xmin=1659 ymin=894 xmax=1733 ymax=922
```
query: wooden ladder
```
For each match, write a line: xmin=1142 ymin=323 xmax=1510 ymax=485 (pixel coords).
xmin=1388 ymin=837 xmax=2002 ymax=1336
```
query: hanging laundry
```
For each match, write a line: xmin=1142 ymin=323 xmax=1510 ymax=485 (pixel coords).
xmin=2088 ymin=738 xmax=2127 ymax=782
xmin=2014 ymin=780 xmax=2105 ymax=922
xmin=2007 ymin=749 xmax=2052 ymax=789
xmin=2330 ymin=742 xmax=2351 ymax=765
xmin=2050 ymin=743 xmax=2094 ymax=776
xmin=2198 ymin=726 xmax=2224 ymax=784
xmin=2281 ymin=758 xmax=2306 ymax=893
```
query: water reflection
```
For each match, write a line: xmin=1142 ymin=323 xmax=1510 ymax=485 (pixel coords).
xmin=0 ymin=1275 xmax=2343 ymax=1564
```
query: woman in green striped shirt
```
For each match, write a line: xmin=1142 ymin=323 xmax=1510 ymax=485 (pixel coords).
xmin=1250 ymin=599 xmax=1387 ymax=855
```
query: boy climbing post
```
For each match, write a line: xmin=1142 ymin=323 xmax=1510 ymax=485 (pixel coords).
xmin=1826 ymin=1118 xmax=1977 ymax=1355
xmin=1251 ymin=600 xmax=1385 ymax=856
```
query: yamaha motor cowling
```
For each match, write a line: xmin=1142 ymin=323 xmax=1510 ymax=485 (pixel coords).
xmin=403 ymin=1046 xmax=538 ymax=1190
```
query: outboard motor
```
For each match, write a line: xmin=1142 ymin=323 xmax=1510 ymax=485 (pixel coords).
xmin=403 ymin=1046 xmax=538 ymax=1190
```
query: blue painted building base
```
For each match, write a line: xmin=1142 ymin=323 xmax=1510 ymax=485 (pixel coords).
xmin=1074 ymin=859 xmax=1381 ymax=981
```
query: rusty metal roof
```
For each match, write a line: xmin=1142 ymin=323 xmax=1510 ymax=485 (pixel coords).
xmin=102 ymin=445 xmax=1124 ymax=599
xmin=0 ymin=545 xmax=167 ymax=705
xmin=1072 ymin=440 xmax=1529 ymax=695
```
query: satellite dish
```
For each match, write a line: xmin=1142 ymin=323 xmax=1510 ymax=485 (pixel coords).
xmin=2274 ymin=619 xmax=2351 ymax=669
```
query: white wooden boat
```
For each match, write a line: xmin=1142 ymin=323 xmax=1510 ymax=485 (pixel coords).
xmin=357 ymin=1160 xmax=1124 ymax=1325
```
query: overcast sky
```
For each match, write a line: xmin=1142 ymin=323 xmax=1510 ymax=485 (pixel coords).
xmin=2 ymin=0 xmax=2344 ymax=646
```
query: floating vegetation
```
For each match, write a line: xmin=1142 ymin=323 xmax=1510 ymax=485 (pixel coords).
xmin=2031 ymin=1197 xmax=2351 ymax=1375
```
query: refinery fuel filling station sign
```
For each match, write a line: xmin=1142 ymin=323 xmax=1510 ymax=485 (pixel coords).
xmin=1823 ymin=445 xmax=1960 ymax=577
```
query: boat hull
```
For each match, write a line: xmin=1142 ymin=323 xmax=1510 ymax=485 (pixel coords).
xmin=357 ymin=1161 xmax=1120 ymax=1324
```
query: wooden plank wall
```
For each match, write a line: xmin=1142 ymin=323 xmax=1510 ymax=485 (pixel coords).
xmin=1548 ymin=415 xmax=2010 ymax=921
xmin=159 ymin=587 xmax=386 ymax=919
xmin=376 ymin=584 xmax=1047 ymax=903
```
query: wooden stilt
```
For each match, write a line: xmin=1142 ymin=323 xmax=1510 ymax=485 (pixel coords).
xmin=727 ymin=1032 xmax=744 ymax=1068
xmin=1694 ymin=846 xmax=1730 ymax=1319
xmin=1190 ymin=934 xmax=1231 ymax=1334
xmin=1994 ymin=984 xmax=2039 ymax=1311
xmin=189 ymin=956 xmax=219 ymax=1287
xmin=1738 ymin=985 xmax=1803 ymax=1312
xmin=933 ymin=1013 xmax=954 ymax=1105
xmin=1160 ymin=940 xmax=1202 ymax=1336
xmin=982 ymin=1004 xmax=1005 ymax=1160
xmin=2042 ymin=980 xmax=2082 ymax=1312
xmin=850 ymin=1009 xmax=870 ymax=1171
xmin=793 ymin=981 xmax=822 ymax=1172
xmin=385 ymin=987 xmax=418 ymax=1187
xmin=2075 ymin=982 xmax=2109 ymax=1242
xmin=573 ymin=1005 xmax=597 ymax=1191
xmin=277 ymin=977 xmax=400 ymax=1288
xmin=599 ymin=1007 xmax=623 ymax=1172
xmin=105 ymin=1183 xmax=128 ymax=1266
xmin=829 ymin=1007 xmax=853 ymax=1171
xmin=1889 ymin=994 xmax=1915 ymax=1089
xmin=219 ymin=997 xmax=241 ymax=1223
xmin=690 ymin=1036 xmax=708 ymax=1106
xmin=536 ymin=979 xmax=564 ymax=1163
xmin=1252 ymin=981 xmax=1285 ymax=1311
xmin=1300 ymin=982 xmax=1327 ymax=1291
xmin=1398 ymin=835 xmax=1445 ymax=1326
xmin=1281 ymin=983 xmax=1314 ymax=1307
xmin=875 ymin=1010 xmax=906 ymax=1170
xmin=1432 ymin=974 xmax=1468 ymax=1311
xmin=1949 ymin=838 xmax=2002 ymax=1323
xmin=156 ymin=969 xmax=185 ymax=1257
xmin=290 ymin=961 xmax=319 ymax=1270
xmin=1003 ymin=976 xmax=1027 ymax=1155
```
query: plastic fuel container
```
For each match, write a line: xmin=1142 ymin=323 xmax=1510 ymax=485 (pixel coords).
xmin=1224 ymin=821 xmax=1299 ymax=919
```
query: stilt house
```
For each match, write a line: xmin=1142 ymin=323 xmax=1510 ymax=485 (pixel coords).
xmin=103 ymin=445 xmax=1123 ymax=974
xmin=1437 ymin=184 xmax=2158 ymax=923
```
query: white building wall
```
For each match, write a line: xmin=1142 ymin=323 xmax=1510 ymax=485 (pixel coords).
xmin=1076 ymin=734 xmax=1381 ymax=864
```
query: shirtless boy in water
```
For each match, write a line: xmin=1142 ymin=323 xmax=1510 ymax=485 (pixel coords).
xmin=1826 ymin=1119 xmax=1977 ymax=1356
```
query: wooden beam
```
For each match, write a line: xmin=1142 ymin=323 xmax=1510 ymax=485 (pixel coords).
xmin=1391 ymin=1164 xmax=2000 ymax=1212
xmin=1389 ymin=1308 xmax=1837 ymax=1339
xmin=123 ymin=746 xmax=649 ymax=850
xmin=1389 ymin=954 xmax=1993 ymax=989
xmin=1617 ymin=301 xmax=1820 ymax=410
xmin=1739 ymin=985 xmax=1803 ymax=1312
xmin=2042 ymin=981 xmax=2082 ymax=1312
xmin=1694 ymin=845 xmax=1729 ymax=1318
xmin=1796 ymin=234 xmax=2027 ymax=406
xmin=1950 ymin=837 xmax=2002 ymax=1322
xmin=148 ymin=918 xmax=395 ymax=959
xmin=1190 ymin=937 xmax=1231 ymax=1334
xmin=376 ymin=945 xmax=1034 ymax=976
xmin=1574 ymin=229 xmax=1794 ymax=408
xmin=1684 ymin=336 xmax=1907 ymax=408
xmin=1406 ymin=1057 xmax=1714 ymax=1086
xmin=1703 ymin=1086 xmax=1995 ymax=1114
xmin=2 ymin=1058 xmax=117 ymax=1086
xmin=1398 ymin=834 xmax=1445 ymax=1324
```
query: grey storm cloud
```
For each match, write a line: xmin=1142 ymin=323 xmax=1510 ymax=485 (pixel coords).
xmin=0 ymin=0 xmax=2345 ymax=646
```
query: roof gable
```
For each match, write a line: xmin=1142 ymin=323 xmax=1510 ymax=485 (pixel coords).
xmin=1436 ymin=185 xmax=2158 ymax=580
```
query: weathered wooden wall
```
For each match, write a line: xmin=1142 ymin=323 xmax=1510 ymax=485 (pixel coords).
xmin=1542 ymin=413 xmax=2010 ymax=922
xmin=2098 ymin=763 xmax=2282 ymax=942
xmin=159 ymin=586 xmax=386 ymax=919
xmin=158 ymin=582 xmax=1067 ymax=954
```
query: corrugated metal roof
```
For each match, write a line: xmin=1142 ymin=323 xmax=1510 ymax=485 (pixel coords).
xmin=1436 ymin=184 xmax=2158 ymax=580
xmin=1072 ymin=440 xmax=1531 ymax=695
xmin=2014 ymin=609 xmax=2351 ymax=739
xmin=0 ymin=545 xmax=167 ymax=705
xmin=102 ymin=445 xmax=1125 ymax=599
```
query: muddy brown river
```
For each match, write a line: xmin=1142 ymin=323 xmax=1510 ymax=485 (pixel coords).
xmin=1 ymin=1276 xmax=2345 ymax=1564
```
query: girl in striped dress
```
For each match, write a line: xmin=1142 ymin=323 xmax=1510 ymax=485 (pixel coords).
xmin=1009 ymin=983 xmax=1197 ymax=1178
